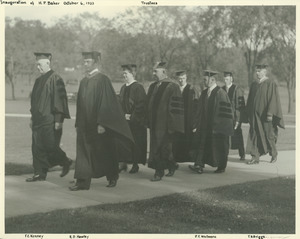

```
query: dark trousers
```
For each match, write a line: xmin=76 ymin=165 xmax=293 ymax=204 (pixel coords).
xmin=130 ymin=123 xmax=147 ymax=165
xmin=213 ymin=134 xmax=230 ymax=169
xmin=173 ymin=132 xmax=193 ymax=162
xmin=148 ymin=133 xmax=177 ymax=177
xmin=32 ymin=124 xmax=68 ymax=178
xmin=75 ymin=128 xmax=119 ymax=188
xmin=117 ymin=122 xmax=147 ymax=165
xmin=194 ymin=132 xmax=229 ymax=170
xmin=231 ymin=126 xmax=245 ymax=157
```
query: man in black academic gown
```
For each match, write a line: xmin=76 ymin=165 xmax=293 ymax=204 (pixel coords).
xmin=27 ymin=52 xmax=72 ymax=182
xmin=173 ymin=70 xmax=199 ymax=164
xmin=118 ymin=64 xmax=147 ymax=173
xmin=246 ymin=64 xmax=285 ymax=164
xmin=70 ymin=51 xmax=133 ymax=191
xmin=147 ymin=62 xmax=184 ymax=181
xmin=222 ymin=71 xmax=246 ymax=161
xmin=189 ymin=70 xmax=234 ymax=174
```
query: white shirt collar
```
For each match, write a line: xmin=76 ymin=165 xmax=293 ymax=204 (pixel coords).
xmin=88 ymin=68 xmax=99 ymax=75
xmin=258 ymin=76 xmax=268 ymax=84
xmin=209 ymin=83 xmax=217 ymax=91
xmin=41 ymin=68 xmax=51 ymax=75
xmin=126 ymin=80 xmax=137 ymax=86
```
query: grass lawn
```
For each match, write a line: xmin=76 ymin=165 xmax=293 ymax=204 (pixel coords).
xmin=5 ymin=176 xmax=295 ymax=234
xmin=5 ymin=163 xmax=33 ymax=175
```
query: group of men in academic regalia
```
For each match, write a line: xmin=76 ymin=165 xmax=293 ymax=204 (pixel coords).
xmin=26 ymin=51 xmax=285 ymax=190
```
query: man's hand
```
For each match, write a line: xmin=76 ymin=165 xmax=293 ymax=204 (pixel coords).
xmin=97 ymin=125 xmax=106 ymax=134
xmin=234 ymin=122 xmax=240 ymax=130
xmin=267 ymin=115 xmax=273 ymax=122
xmin=192 ymin=128 xmax=197 ymax=133
xmin=55 ymin=122 xmax=63 ymax=130
xmin=125 ymin=114 xmax=131 ymax=120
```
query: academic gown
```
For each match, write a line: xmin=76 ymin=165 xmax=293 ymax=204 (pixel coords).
xmin=118 ymin=81 xmax=147 ymax=165
xmin=31 ymin=69 xmax=70 ymax=127
xmin=147 ymin=78 xmax=184 ymax=170
xmin=30 ymin=69 xmax=70 ymax=175
xmin=222 ymin=84 xmax=246 ymax=155
xmin=75 ymin=71 xmax=134 ymax=181
xmin=173 ymin=84 xmax=199 ymax=162
xmin=246 ymin=78 xmax=284 ymax=157
xmin=192 ymin=86 xmax=234 ymax=168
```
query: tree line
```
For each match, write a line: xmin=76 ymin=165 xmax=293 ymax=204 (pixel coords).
xmin=5 ymin=6 xmax=295 ymax=113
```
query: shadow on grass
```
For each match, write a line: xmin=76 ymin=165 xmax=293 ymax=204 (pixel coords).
xmin=5 ymin=163 xmax=33 ymax=176
xmin=5 ymin=162 xmax=75 ymax=176
xmin=5 ymin=177 xmax=295 ymax=234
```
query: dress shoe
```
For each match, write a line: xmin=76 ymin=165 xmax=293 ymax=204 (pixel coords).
xmin=119 ymin=163 xmax=128 ymax=173
xmin=188 ymin=165 xmax=203 ymax=174
xmin=150 ymin=175 xmax=162 ymax=182
xmin=69 ymin=185 xmax=89 ymax=191
xmin=129 ymin=164 xmax=139 ymax=174
xmin=270 ymin=156 xmax=277 ymax=163
xmin=214 ymin=168 xmax=225 ymax=173
xmin=106 ymin=180 xmax=117 ymax=187
xmin=240 ymin=155 xmax=245 ymax=161
xmin=26 ymin=175 xmax=46 ymax=182
xmin=60 ymin=158 xmax=73 ymax=177
xmin=166 ymin=164 xmax=179 ymax=177
xmin=247 ymin=157 xmax=259 ymax=165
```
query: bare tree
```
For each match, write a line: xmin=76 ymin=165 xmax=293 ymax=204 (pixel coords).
xmin=179 ymin=6 xmax=230 ymax=87
xmin=228 ymin=6 xmax=273 ymax=86
xmin=5 ymin=57 xmax=16 ymax=100
xmin=113 ymin=7 xmax=186 ymax=70
xmin=267 ymin=6 xmax=296 ymax=113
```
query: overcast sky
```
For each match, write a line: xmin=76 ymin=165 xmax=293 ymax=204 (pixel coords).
xmin=5 ymin=5 xmax=130 ymax=26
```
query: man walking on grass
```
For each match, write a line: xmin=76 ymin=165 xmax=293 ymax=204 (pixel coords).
xmin=118 ymin=64 xmax=147 ymax=174
xmin=245 ymin=64 xmax=285 ymax=165
xmin=147 ymin=62 xmax=184 ymax=181
xmin=70 ymin=51 xmax=133 ymax=191
xmin=173 ymin=70 xmax=199 ymax=164
xmin=189 ymin=70 xmax=234 ymax=174
xmin=27 ymin=52 xmax=72 ymax=182
xmin=222 ymin=71 xmax=246 ymax=161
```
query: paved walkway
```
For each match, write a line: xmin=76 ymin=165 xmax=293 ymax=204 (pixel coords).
xmin=5 ymin=150 xmax=295 ymax=218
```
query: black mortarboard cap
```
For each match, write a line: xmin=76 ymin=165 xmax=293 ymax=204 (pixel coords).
xmin=203 ymin=70 xmax=218 ymax=77
xmin=255 ymin=63 xmax=268 ymax=69
xmin=34 ymin=52 xmax=52 ymax=60
xmin=121 ymin=64 xmax=137 ymax=73
xmin=82 ymin=51 xmax=101 ymax=61
xmin=224 ymin=71 xmax=233 ymax=77
xmin=175 ymin=70 xmax=186 ymax=76
xmin=154 ymin=61 xmax=167 ymax=69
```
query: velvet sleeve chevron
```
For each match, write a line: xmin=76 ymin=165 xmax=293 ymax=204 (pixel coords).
xmin=170 ymin=96 xmax=184 ymax=115
xmin=213 ymin=89 xmax=234 ymax=136
xmin=218 ymin=101 xmax=233 ymax=119
xmin=168 ymin=85 xmax=184 ymax=134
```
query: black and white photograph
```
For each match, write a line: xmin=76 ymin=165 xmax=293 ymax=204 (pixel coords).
xmin=1 ymin=0 xmax=297 ymax=238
